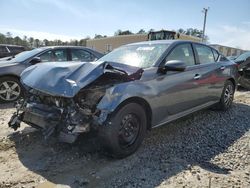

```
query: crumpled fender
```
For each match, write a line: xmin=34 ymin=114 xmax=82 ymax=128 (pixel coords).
xmin=96 ymin=81 xmax=152 ymax=124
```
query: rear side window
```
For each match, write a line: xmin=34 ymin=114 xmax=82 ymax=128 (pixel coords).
xmin=71 ymin=49 xmax=93 ymax=62
xmin=39 ymin=50 xmax=54 ymax=62
xmin=166 ymin=43 xmax=195 ymax=66
xmin=194 ymin=44 xmax=215 ymax=64
xmin=53 ymin=49 xmax=67 ymax=61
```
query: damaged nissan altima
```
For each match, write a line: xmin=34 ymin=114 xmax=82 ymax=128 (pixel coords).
xmin=9 ymin=40 xmax=239 ymax=158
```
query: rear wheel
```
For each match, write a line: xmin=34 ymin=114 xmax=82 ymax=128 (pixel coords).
xmin=98 ymin=103 xmax=147 ymax=158
xmin=0 ymin=77 xmax=23 ymax=103
xmin=214 ymin=80 xmax=235 ymax=111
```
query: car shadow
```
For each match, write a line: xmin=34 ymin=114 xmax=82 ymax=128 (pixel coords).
xmin=0 ymin=103 xmax=15 ymax=109
xmin=8 ymin=102 xmax=250 ymax=187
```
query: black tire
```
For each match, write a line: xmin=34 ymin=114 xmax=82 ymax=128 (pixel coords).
xmin=0 ymin=76 xmax=23 ymax=103
xmin=98 ymin=103 xmax=147 ymax=158
xmin=214 ymin=80 xmax=235 ymax=111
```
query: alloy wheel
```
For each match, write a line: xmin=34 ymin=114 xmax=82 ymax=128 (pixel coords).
xmin=224 ymin=84 xmax=234 ymax=107
xmin=0 ymin=81 xmax=21 ymax=101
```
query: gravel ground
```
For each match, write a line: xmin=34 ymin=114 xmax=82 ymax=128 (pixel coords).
xmin=0 ymin=90 xmax=249 ymax=188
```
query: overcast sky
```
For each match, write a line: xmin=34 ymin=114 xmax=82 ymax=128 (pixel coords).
xmin=0 ymin=0 xmax=249 ymax=50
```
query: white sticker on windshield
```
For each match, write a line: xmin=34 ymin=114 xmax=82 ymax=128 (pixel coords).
xmin=136 ymin=47 xmax=155 ymax=51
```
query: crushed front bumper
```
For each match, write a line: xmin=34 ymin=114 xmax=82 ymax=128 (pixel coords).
xmin=8 ymin=101 xmax=90 ymax=143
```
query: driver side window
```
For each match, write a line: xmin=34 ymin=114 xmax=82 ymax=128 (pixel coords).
xmin=166 ymin=43 xmax=195 ymax=66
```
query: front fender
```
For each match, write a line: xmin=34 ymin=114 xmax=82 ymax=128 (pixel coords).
xmin=96 ymin=81 xmax=152 ymax=124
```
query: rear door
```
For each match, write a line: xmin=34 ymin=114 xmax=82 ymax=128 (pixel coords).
xmin=70 ymin=48 xmax=96 ymax=62
xmin=192 ymin=44 xmax=225 ymax=102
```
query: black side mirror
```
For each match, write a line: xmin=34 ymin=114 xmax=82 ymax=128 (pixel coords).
xmin=30 ymin=57 xmax=41 ymax=65
xmin=159 ymin=60 xmax=186 ymax=73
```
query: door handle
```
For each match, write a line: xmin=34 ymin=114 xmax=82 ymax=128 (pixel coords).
xmin=220 ymin=66 xmax=226 ymax=70
xmin=194 ymin=74 xmax=201 ymax=80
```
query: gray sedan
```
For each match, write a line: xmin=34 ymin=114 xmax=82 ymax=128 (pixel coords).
xmin=0 ymin=46 xmax=103 ymax=103
xmin=9 ymin=40 xmax=239 ymax=158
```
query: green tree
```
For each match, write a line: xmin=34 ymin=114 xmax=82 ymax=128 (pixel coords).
xmin=28 ymin=37 xmax=34 ymax=48
xmin=137 ymin=29 xmax=146 ymax=34
xmin=14 ymin=36 xmax=22 ymax=45
xmin=6 ymin=32 xmax=13 ymax=44
xmin=0 ymin=33 xmax=6 ymax=44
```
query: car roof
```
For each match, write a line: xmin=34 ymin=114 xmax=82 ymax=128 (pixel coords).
xmin=37 ymin=46 xmax=95 ymax=50
xmin=125 ymin=40 xmax=205 ymax=46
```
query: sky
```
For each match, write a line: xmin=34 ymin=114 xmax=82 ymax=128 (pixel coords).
xmin=0 ymin=0 xmax=250 ymax=50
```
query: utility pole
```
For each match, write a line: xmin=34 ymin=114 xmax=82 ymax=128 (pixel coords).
xmin=202 ymin=7 xmax=209 ymax=43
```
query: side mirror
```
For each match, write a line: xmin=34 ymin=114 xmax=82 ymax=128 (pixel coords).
xmin=29 ymin=57 xmax=41 ymax=65
xmin=159 ymin=60 xmax=186 ymax=73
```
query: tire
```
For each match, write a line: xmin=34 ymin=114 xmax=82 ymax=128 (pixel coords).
xmin=98 ymin=103 xmax=147 ymax=158
xmin=0 ymin=76 xmax=23 ymax=103
xmin=214 ymin=80 xmax=235 ymax=111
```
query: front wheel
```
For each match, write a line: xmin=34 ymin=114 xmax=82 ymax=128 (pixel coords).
xmin=214 ymin=80 xmax=235 ymax=111
xmin=98 ymin=103 xmax=147 ymax=158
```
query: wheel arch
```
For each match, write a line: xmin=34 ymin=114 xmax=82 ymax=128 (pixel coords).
xmin=0 ymin=74 xmax=21 ymax=81
xmin=227 ymin=78 xmax=236 ymax=89
xmin=112 ymin=97 xmax=152 ymax=130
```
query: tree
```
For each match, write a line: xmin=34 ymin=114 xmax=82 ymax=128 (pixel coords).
xmin=177 ymin=28 xmax=208 ymax=40
xmin=28 ymin=37 xmax=34 ymax=48
xmin=43 ymin=39 xmax=49 ymax=46
xmin=137 ymin=29 xmax=146 ymax=34
xmin=94 ymin=34 xmax=105 ymax=39
xmin=14 ymin=36 xmax=22 ymax=45
xmin=6 ymin=32 xmax=13 ymax=44
xmin=148 ymin=29 xmax=154 ymax=33
xmin=34 ymin=39 xmax=40 ymax=48
xmin=114 ymin=29 xmax=122 ymax=36
xmin=0 ymin=33 xmax=6 ymax=44
xmin=177 ymin=28 xmax=185 ymax=34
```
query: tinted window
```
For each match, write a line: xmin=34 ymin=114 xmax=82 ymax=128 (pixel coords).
xmin=39 ymin=50 xmax=54 ymax=62
xmin=194 ymin=44 xmax=215 ymax=64
xmin=71 ymin=49 xmax=93 ymax=62
xmin=212 ymin=49 xmax=219 ymax=61
xmin=39 ymin=49 xmax=67 ymax=62
xmin=166 ymin=43 xmax=195 ymax=66
xmin=54 ymin=49 xmax=67 ymax=61
xmin=219 ymin=55 xmax=228 ymax=62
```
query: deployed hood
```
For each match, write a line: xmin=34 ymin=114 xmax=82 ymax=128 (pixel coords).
xmin=21 ymin=61 xmax=142 ymax=97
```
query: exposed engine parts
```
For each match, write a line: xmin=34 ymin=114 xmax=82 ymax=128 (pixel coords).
xmin=8 ymin=70 xmax=140 ymax=143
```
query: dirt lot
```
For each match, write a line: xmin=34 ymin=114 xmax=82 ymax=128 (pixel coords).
xmin=0 ymin=90 xmax=249 ymax=188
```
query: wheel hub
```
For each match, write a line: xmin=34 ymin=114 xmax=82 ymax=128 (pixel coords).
xmin=119 ymin=113 xmax=140 ymax=147
xmin=224 ymin=85 xmax=234 ymax=106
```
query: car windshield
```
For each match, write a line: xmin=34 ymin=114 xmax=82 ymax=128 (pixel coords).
xmin=99 ymin=44 xmax=169 ymax=68
xmin=9 ymin=48 xmax=45 ymax=62
xmin=235 ymin=52 xmax=250 ymax=62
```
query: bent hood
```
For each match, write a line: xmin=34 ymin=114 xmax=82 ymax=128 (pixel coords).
xmin=21 ymin=61 xmax=142 ymax=97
